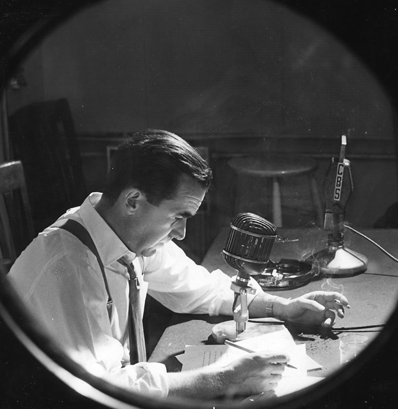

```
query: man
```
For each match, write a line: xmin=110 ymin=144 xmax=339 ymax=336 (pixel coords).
xmin=8 ymin=129 xmax=349 ymax=400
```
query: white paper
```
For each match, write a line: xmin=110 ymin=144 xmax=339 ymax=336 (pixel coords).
xmin=178 ymin=326 xmax=322 ymax=375
xmin=177 ymin=326 xmax=324 ymax=401
xmin=234 ymin=329 xmax=322 ymax=373
xmin=177 ymin=345 xmax=230 ymax=370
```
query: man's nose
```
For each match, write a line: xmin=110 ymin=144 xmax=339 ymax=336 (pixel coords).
xmin=172 ymin=218 xmax=187 ymax=241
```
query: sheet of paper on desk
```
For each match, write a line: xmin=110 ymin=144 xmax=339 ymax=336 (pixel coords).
xmin=178 ymin=344 xmax=324 ymax=398
xmin=234 ymin=325 xmax=295 ymax=352
xmin=178 ymin=345 xmax=324 ymax=400
xmin=178 ymin=345 xmax=320 ymax=375
xmin=178 ymin=326 xmax=322 ymax=374
xmin=177 ymin=345 xmax=231 ymax=371
xmin=234 ymin=326 xmax=322 ymax=372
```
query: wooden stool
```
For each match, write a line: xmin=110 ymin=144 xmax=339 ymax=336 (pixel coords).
xmin=228 ymin=155 xmax=323 ymax=227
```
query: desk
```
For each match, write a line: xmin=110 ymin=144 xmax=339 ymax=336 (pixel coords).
xmin=149 ymin=228 xmax=398 ymax=378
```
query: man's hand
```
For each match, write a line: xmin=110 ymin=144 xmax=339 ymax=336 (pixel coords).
xmin=277 ymin=291 xmax=350 ymax=327
xmin=222 ymin=352 xmax=288 ymax=397
xmin=167 ymin=352 xmax=288 ymax=399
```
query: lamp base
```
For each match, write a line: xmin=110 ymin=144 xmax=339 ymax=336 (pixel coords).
xmin=308 ymin=246 xmax=368 ymax=277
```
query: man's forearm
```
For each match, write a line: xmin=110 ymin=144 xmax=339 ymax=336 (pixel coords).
xmin=167 ymin=366 xmax=226 ymax=399
xmin=217 ymin=285 xmax=290 ymax=321
xmin=166 ymin=348 xmax=286 ymax=399
xmin=218 ymin=288 xmax=289 ymax=321
xmin=248 ymin=292 xmax=289 ymax=320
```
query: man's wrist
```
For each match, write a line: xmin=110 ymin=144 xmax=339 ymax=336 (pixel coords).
xmin=270 ymin=296 xmax=289 ymax=321
xmin=265 ymin=295 xmax=277 ymax=317
xmin=167 ymin=366 xmax=226 ymax=398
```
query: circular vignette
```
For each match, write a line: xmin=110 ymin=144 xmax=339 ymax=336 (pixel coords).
xmin=1 ymin=1 xmax=398 ymax=409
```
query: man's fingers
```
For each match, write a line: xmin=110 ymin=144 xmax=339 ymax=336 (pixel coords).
xmin=328 ymin=295 xmax=350 ymax=319
xmin=301 ymin=298 xmax=326 ymax=314
xmin=271 ymin=369 xmax=283 ymax=382
xmin=257 ymin=353 xmax=290 ymax=365
xmin=265 ymin=381 xmax=279 ymax=391
xmin=321 ymin=292 xmax=350 ymax=309
xmin=322 ymin=309 xmax=336 ymax=327
xmin=333 ymin=293 xmax=350 ymax=308
xmin=304 ymin=294 xmax=350 ymax=320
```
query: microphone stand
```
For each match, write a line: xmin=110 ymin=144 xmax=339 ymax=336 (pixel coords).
xmin=217 ymin=213 xmax=277 ymax=340
xmin=307 ymin=135 xmax=368 ymax=277
xmin=231 ymin=271 xmax=255 ymax=334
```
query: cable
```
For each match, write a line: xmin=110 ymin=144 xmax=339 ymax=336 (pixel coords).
xmin=344 ymin=224 xmax=398 ymax=263
xmin=333 ymin=324 xmax=386 ymax=331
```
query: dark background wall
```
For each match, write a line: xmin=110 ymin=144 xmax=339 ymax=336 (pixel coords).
xmin=7 ymin=0 xmax=393 ymax=138
xmin=6 ymin=0 xmax=397 ymax=253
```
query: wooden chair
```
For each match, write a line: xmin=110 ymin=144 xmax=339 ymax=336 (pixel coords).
xmin=8 ymin=99 xmax=86 ymax=231
xmin=0 ymin=161 xmax=35 ymax=272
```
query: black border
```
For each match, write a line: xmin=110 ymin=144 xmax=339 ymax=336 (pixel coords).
xmin=1 ymin=1 xmax=398 ymax=408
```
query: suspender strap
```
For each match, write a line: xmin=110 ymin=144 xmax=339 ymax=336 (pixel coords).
xmin=60 ymin=219 xmax=113 ymax=319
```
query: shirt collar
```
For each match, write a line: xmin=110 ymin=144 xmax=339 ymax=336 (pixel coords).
xmin=77 ymin=192 xmax=136 ymax=267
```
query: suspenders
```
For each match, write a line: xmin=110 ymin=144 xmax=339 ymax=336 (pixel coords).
xmin=59 ymin=219 xmax=113 ymax=319
xmin=60 ymin=219 xmax=146 ymax=362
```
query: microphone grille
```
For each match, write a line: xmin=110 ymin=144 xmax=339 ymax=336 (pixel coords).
xmin=223 ymin=213 xmax=277 ymax=270
xmin=231 ymin=212 xmax=277 ymax=235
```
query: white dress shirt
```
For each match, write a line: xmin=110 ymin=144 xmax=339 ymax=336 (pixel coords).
xmin=8 ymin=193 xmax=260 ymax=397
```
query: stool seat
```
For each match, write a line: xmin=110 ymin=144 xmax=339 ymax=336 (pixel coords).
xmin=228 ymin=154 xmax=323 ymax=227
xmin=228 ymin=155 xmax=318 ymax=177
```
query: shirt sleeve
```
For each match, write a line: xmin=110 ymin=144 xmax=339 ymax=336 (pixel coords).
xmin=142 ymin=242 xmax=261 ymax=316
xmin=8 ymin=245 xmax=169 ymax=397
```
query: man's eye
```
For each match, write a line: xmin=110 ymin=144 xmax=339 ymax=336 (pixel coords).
xmin=173 ymin=215 xmax=191 ymax=223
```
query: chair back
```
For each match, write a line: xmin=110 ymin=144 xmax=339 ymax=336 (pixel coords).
xmin=8 ymin=98 xmax=86 ymax=230
xmin=0 ymin=160 xmax=35 ymax=271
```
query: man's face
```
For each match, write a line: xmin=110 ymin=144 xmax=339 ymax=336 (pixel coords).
xmin=126 ymin=174 xmax=207 ymax=257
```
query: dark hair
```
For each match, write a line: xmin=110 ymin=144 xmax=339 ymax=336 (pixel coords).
xmin=102 ymin=129 xmax=213 ymax=205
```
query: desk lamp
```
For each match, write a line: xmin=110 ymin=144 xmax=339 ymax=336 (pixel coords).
xmin=307 ymin=135 xmax=368 ymax=276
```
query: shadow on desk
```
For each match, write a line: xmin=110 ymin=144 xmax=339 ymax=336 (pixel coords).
xmin=143 ymin=295 xmax=174 ymax=358
xmin=148 ymin=313 xmax=228 ymax=371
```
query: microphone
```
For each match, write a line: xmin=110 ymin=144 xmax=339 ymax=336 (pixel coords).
xmin=222 ymin=212 xmax=315 ymax=335
xmin=307 ymin=135 xmax=368 ymax=276
xmin=222 ymin=213 xmax=276 ymax=334
xmin=222 ymin=212 xmax=277 ymax=275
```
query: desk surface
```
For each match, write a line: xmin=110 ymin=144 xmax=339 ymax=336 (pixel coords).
xmin=149 ymin=228 xmax=398 ymax=378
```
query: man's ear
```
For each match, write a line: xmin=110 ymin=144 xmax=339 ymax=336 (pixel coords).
xmin=125 ymin=189 xmax=144 ymax=213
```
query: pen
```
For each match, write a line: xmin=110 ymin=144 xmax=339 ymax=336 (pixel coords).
xmin=224 ymin=339 xmax=297 ymax=369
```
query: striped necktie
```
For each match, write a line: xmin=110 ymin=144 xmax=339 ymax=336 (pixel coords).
xmin=117 ymin=257 xmax=147 ymax=363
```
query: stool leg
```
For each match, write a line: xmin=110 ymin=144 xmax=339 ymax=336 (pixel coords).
xmin=234 ymin=175 xmax=242 ymax=215
xmin=272 ymin=177 xmax=283 ymax=227
xmin=310 ymin=175 xmax=323 ymax=227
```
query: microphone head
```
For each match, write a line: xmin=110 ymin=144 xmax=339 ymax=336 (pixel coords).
xmin=222 ymin=213 xmax=277 ymax=274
